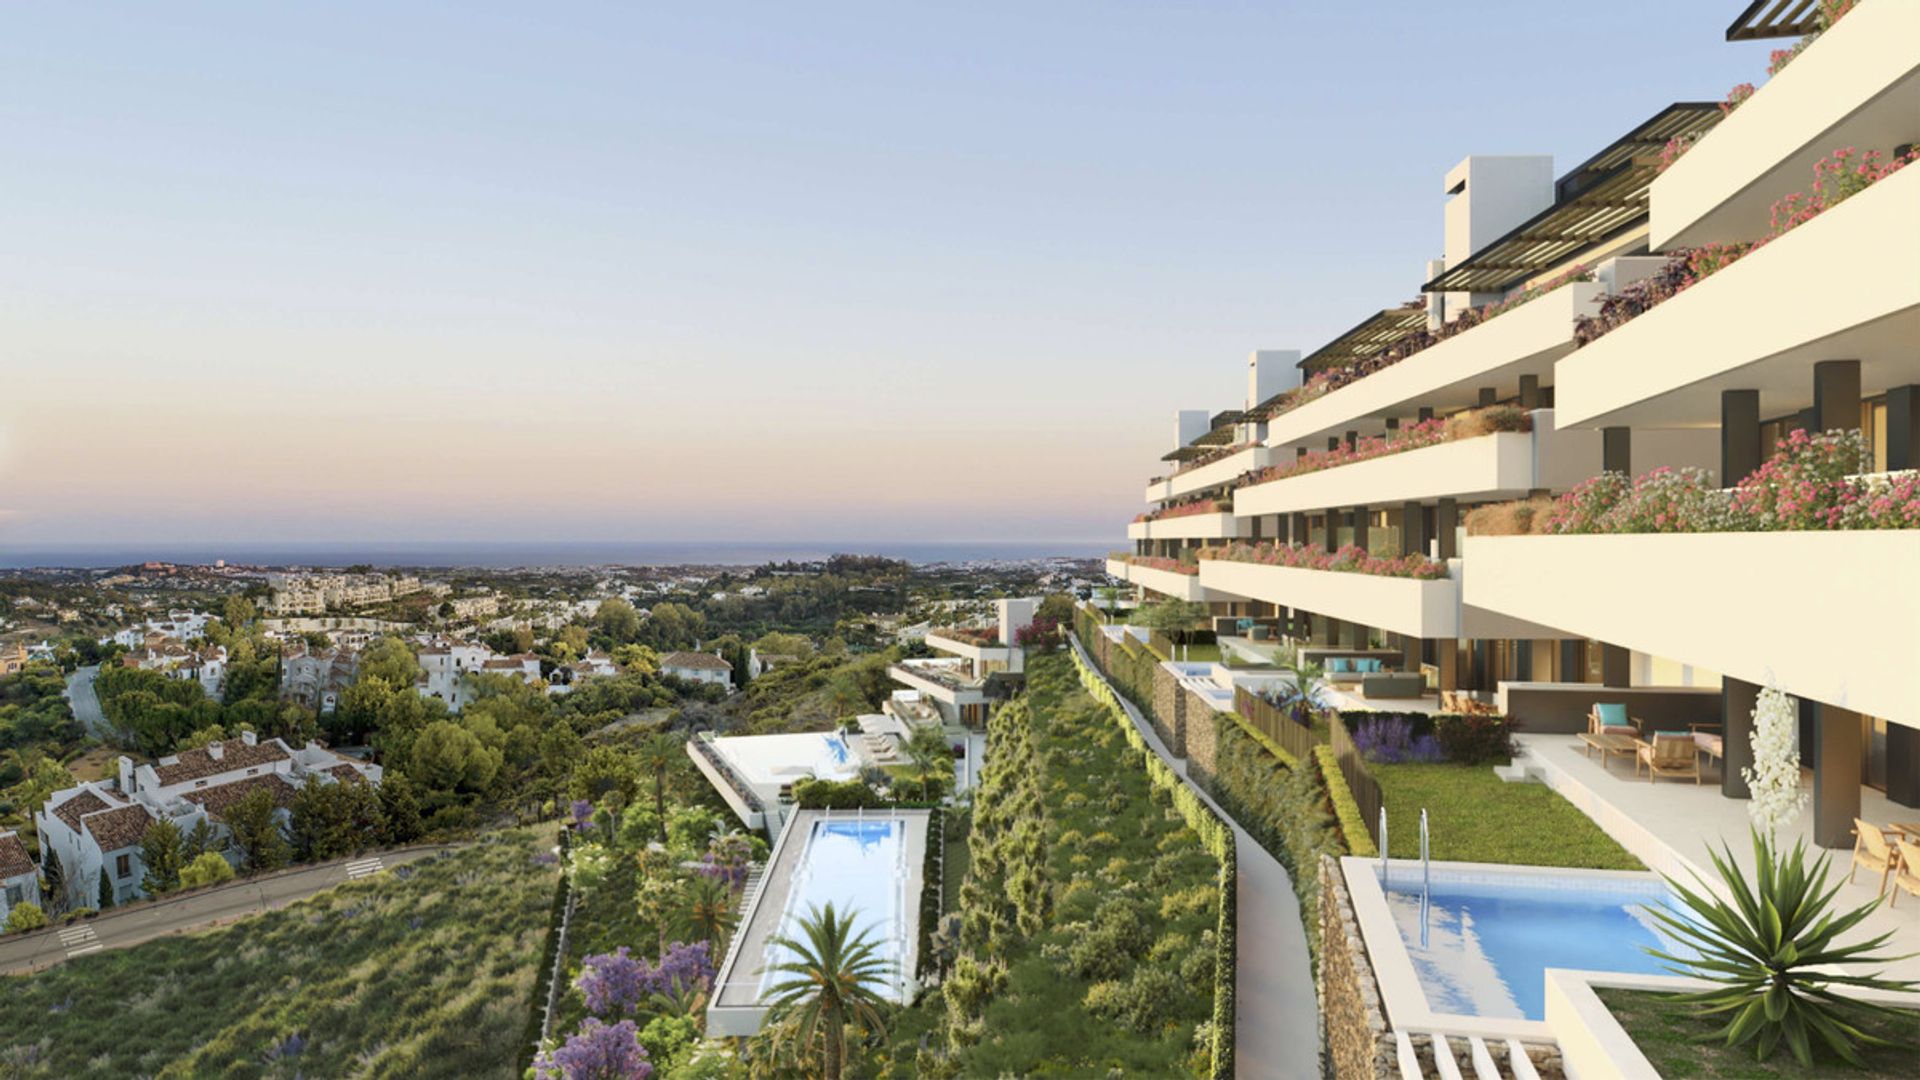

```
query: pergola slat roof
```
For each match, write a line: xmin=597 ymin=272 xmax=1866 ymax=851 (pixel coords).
xmin=1422 ymin=103 xmax=1723 ymax=296
xmin=1727 ymin=0 xmax=1822 ymax=40
xmin=1295 ymin=304 xmax=1429 ymax=375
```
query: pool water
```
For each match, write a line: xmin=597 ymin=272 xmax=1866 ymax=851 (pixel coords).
xmin=823 ymin=734 xmax=851 ymax=766
xmin=1383 ymin=871 xmax=1687 ymax=1020
xmin=760 ymin=820 xmax=906 ymax=999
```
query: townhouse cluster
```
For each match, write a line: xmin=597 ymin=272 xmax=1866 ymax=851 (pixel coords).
xmin=1112 ymin=1 xmax=1919 ymax=852
xmin=32 ymin=733 xmax=381 ymax=907
xmin=263 ymin=572 xmax=427 ymax=616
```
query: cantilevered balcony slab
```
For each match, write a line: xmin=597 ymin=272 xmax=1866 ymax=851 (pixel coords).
xmin=923 ymin=633 xmax=1013 ymax=665
xmin=1128 ymin=512 xmax=1252 ymax=543
xmin=1652 ymin=1 xmax=1920 ymax=250
xmin=1155 ymin=446 xmax=1273 ymax=504
xmin=1235 ymin=431 xmax=1564 ymax=518
xmin=1264 ymin=284 xmax=1603 ymax=452
xmin=1463 ymin=532 xmax=1920 ymax=727
xmin=1106 ymin=558 xmax=1209 ymax=602
xmin=1197 ymin=558 xmax=1460 ymax=640
xmin=1557 ymin=167 xmax=1920 ymax=430
xmin=888 ymin=660 xmax=987 ymax=708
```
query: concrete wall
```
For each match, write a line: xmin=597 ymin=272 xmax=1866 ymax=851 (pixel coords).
xmin=1498 ymin=682 xmax=1723 ymax=736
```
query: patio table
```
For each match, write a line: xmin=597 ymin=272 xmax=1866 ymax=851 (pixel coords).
xmin=1579 ymin=731 xmax=1638 ymax=769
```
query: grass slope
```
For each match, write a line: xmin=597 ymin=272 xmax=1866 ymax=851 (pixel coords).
xmin=1373 ymin=762 xmax=1641 ymax=870
xmin=0 ymin=829 xmax=558 ymax=1079
xmin=893 ymin=652 xmax=1220 ymax=1077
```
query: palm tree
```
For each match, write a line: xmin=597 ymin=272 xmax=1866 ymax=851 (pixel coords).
xmin=636 ymin=732 xmax=679 ymax=829
xmin=1279 ymin=645 xmax=1331 ymax=727
xmin=762 ymin=903 xmax=893 ymax=1080
xmin=675 ymin=874 xmax=739 ymax=956
xmin=904 ymin=727 xmax=952 ymax=801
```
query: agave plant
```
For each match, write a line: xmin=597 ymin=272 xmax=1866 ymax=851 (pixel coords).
xmin=1643 ymin=828 xmax=1916 ymax=1067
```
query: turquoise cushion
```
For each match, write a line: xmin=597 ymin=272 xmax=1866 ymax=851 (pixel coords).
xmin=1595 ymin=703 xmax=1627 ymax=726
xmin=1329 ymin=658 xmax=1351 ymax=673
xmin=1361 ymin=658 xmax=1384 ymax=673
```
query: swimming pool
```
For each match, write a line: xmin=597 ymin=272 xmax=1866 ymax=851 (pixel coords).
xmin=822 ymin=733 xmax=851 ymax=766
xmin=1380 ymin=868 xmax=1686 ymax=1021
xmin=758 ymin=819 xmax=908 ymax=1000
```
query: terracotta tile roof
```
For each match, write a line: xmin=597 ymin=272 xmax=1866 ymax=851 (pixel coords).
xmin=52 ymin=790 xmax=116 ymax=834
xmin=182 ymin=773 xmax=299 ymax=821
xmin=661 ymin=650 xmax=732 ymax=671
xmin=152 ymin=739 xmax=291 ymax=786
xmin=326 ymin=764 xmax=366 ymax=783
xmin=0 ymin=832 xmax=33 ymax=879
xmin=83 ymin=804 xmax=155 ymax=853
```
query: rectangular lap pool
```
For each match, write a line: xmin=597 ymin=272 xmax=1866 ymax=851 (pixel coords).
xmin=759 ymin=818 xmax=911 ymax=1001
xmin=1379 ymin=866 xmax=1686 ymax=1022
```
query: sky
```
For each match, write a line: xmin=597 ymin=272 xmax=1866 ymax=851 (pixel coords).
xmin=0 ymin=2 xmax=1778 ymax=549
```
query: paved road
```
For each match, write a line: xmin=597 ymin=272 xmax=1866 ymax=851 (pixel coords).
xmin=1072 ymin=638 xmax=1319 ymax=1080
xmin=0 ymin=845 xmax=454 ymax=975
xmin=64 ymin=665 xmax=111 ymax=740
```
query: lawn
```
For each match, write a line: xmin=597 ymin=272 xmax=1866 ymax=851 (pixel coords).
xmin=1597 ymin=988 xmax=1920 ymax=1078
xmin=0 ymin=828 xmax=559 ymax=1078
xmin=1373 ymin=762 xmax=1641 ymax=870
xmin=887 ymin=651 xmax=1224 ymax=1078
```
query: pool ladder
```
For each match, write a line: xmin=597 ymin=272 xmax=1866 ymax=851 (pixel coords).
xmin=1380 ymin=807 xmax=1433 ymax=948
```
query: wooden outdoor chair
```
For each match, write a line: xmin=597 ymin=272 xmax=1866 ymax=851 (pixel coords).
xmin=1892 ymin=838 xmax=1920 ymax=908
xmin=1851 ymin=819 xmax=1898 ymax=897
xmin=1635 ymin=733 xmax=1701 ymax=784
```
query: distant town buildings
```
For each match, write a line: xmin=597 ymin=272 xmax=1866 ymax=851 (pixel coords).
xmin=280 ymin=644 xmax=360 ymax=714
xmin=264 ymin=573 xmax=423 ymax=616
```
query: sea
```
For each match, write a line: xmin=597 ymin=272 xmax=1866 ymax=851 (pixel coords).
xmin=0 ymin=539 xmax=1111 ymax=571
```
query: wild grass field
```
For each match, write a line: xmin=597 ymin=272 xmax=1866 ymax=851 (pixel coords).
xmin=0 ymin=828 xmax=558 ymax=1078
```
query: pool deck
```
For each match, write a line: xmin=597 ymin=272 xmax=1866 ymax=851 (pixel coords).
xmin=1517 ymin=733 xmax=1920 ymax=986
xmin=706 ymin=808 xmax=931 ymax=1037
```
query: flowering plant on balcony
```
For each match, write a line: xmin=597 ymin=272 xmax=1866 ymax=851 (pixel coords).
xmin=1134 ymin=497 xmax=1232 ymax=523
xmin=1121 ymin=555 xmax=1200 ymax=576
xmin=1581 ymin=147 xmax=1918 ymax=347
xmin=1468 ymin=430 xmax=1920 ymax=536
xmin=1171 ymin=441 xmax=1256 ymax=477
xmin=1199 ymin=542 xmax=1449 ymax=581
xmin=1242 ymin=406 xmax=1532 ymax=490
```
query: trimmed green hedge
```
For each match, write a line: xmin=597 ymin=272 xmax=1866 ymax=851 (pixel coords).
xmin=1073 ymin=647 xmax=1236 ymax=1080
xmin=1207 ymin=713 xmax=1338 ymax=958
xmin=1314 ymin=745 xmax=1378 ymax=859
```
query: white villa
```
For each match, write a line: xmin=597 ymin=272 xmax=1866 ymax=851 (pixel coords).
xmin=0 ymin=830 xmax=40 ymax=923
xmin=661 ymin=650 xmax=733 ymax=688
xmin=33 ymin=733 xmax=380 ymax=907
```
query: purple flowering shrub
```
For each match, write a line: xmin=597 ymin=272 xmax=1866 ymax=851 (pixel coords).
xmin=534 ymin=1018 xmax=652 ymax=1080
xmin=695 ymin=833 xmax=752 ymax=891
xmin=577 ymin=943 xmax=715 ymax=1019
xmin=1352 ymin=717 xmax=1442 ymax=765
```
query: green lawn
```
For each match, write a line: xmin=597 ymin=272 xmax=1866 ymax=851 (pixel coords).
xmin=0 ymin=829 xmax=558 ymax=1078
xmin=1597 ymin=989 xmax=1920 ymax=1078
xmin=1373 ymin=762 xmax=1641 ymax=870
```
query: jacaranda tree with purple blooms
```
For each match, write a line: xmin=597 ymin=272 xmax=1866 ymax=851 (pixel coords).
xmin=577 ymin=942 xmax=715 ymax=1019
xmin=534 ymin=1018 xmax=652 ymax=1080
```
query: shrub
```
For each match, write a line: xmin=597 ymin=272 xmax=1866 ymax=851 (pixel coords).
xmin=789 ymin=777 xmax=885 ymax=810
xmin=1432 ymin=713 xmax=1516 ymax=765
xmin=1352 ymin=716 xmax=1442 ymax=764
xmin=1084 ymin=966 xmax=1184 ymax=1035
xmin=4 ymin=901 xmax=46 ymax=934
xmin=179 ymin=851 xmax=236 ymax=889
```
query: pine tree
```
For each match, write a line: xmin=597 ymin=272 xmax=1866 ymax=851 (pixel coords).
xmin=140 ymin=819 xmax=185 ymax=895
xmin=97 ymin=866 xmax=114 ymax=910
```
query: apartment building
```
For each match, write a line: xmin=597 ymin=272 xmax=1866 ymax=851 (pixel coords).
xmin=887 ymin=597 xmax=1036 ymax=728
xmin=33 ymin=732 xmax=380 ymax=907
xmin=264 ymin=573 xmax=424 ymax=616
xmin=1116 ymin=4 xmax=1918 ymax=856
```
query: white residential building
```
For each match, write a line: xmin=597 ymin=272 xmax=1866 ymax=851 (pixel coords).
xmin=661 ymin=650 xmax=733 ymax=688
xmin=0 ymin=830 xmax=40 ymax=922
xmin=33 ymin=732 xmax=380 ymax=907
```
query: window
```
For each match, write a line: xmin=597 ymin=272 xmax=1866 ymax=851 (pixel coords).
xmin=4 ymin=883 xmax=21 ymax=907
xmin=116 ymin=853 xmax=132 ymax=879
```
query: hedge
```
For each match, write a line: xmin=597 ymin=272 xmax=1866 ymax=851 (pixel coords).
xmin=1207 ymin=713 xmax=1337 ymax=958
xmin=1072 ymin=646 xmax=1236 ymax=1080
xmin=1313 ymin=745 xmax=1378 ymax=859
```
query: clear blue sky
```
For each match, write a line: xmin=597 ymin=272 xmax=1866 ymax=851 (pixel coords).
xmin=0 ymin=2 xmax=1775 ymax=546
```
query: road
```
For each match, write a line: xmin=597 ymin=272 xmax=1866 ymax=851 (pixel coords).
xmin=0 ymin=845 xmax=455 ymax=976
xmin=64 ymin=665 xmax=111 ymax=740
xmin=1071 ymin=637 xmax=1319 ymax=1080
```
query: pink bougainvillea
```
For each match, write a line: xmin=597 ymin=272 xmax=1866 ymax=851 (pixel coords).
xmin=1198 ymin=542 xmax=1449 ymax=581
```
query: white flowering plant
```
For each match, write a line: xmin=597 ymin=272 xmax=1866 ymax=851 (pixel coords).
xmin=1742 ymin=686 xmax=1807 ymax=833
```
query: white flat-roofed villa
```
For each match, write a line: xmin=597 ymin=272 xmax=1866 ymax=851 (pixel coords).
xmin=1103 ymin=4 xmax=1920 ymax=1075
xmin=687 ymin=730 xmax=863 ymax=837
xmin=706 ymin=808 xmax=931 ymax=1037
